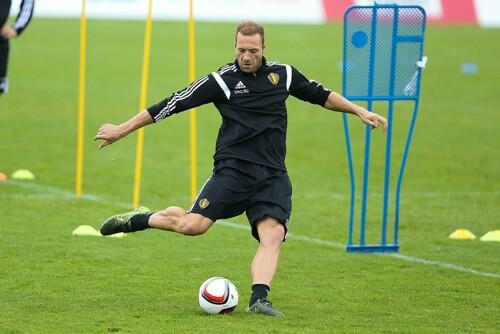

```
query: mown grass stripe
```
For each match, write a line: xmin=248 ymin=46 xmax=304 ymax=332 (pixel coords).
xmin=3 ymin=180 xmax=499 ymax=280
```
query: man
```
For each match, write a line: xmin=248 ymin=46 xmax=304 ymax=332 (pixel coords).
xmin=95 ymin=21 xmax=387 ymax=317
xmin=0 ymin=0 xmax=34 ymax=95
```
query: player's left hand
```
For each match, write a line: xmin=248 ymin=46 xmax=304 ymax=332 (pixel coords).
xmin=1 ymin=25 xmax=18 ymax=39
xmin=359 ymin=109 xmax=388 ymax=132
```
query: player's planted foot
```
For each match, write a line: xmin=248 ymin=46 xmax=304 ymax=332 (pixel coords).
xmin=0 ymin=78 xmax=8 ymax=95
xmin=100 ymin=207 xmax=150 ymax=235
xmin=246 ymin=298 xmax=284 ymax=317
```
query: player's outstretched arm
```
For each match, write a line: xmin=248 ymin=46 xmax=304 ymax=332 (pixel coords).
xmin=323 ymin=92 xmax=387 ymax=131
xmin=94 ymin=110 xmax=153 ymax=149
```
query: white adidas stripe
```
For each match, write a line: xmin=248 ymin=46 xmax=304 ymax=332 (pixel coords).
xmin=212 ymin=72 xmax=230 ymax=100
xmin=161 ymin=76 xmax=207 ymax=106
xmin=188 ymin=176 xmax=213 ymax=212
xmin=272 ymin=62 xmax=292 ymax=91
xmin=284 ymin=64 xmax=292 ymax=91
xmin=155 ymin=76 xmax=209 ymax=121
xmin=218 ymin=64 xmax=231 ymax=73
xmin=166 ymin=75 xmax=208 ymax=104
xmin=13 ymin=0 xmax=34 ymax=31
xmin=218 ymin=65 xmax=236 ymax=75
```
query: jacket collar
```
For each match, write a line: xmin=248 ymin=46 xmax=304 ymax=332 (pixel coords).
xmin=234 ymin=57 xmax=267 ymax=76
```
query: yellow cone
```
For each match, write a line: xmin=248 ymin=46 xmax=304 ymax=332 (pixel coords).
xmin=11 ymin=169 xmax=35 ymax=180
xmin=0 ymin=172 xmax=7 ymax=182
xmin=480 ymin=230 xmax=500 ymax=242
xmin=72 ymin=225 xmax=101 ymax=237
xmin=448 ymin=229 xmax=476 ymax=240
xmin=107 ymin=232 xmax=127 ymax=238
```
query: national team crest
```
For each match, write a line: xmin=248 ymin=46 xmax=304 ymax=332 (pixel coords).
xmin=199 ymin=198 xmax=210 ymax=209
xmin=268 ymin=73 xmax=280 ymax=85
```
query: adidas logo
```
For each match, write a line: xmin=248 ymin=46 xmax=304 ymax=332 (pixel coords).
xmin=235 ymin=81 xmax=246 ymax=89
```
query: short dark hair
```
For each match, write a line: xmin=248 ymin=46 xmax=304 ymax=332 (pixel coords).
xmin=235 ymin=20 xmax=265 ymax=45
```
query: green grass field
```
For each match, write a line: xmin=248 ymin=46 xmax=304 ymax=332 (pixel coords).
xmin=1 ymin=18 xmax=499 ymax=333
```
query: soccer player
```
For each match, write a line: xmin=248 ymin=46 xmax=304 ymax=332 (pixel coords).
xmin=95 ymin=21 xmax=387 ymax=317
xmin=0 ymin=0 xmax=35 ymax=95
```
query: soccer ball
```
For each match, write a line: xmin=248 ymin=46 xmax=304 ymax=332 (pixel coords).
xmin=198 ymin=277 xmax=239 ymax=314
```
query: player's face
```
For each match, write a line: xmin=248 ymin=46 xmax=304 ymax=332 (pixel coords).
xmin=235 ymin=33 xmax=265 ymax=74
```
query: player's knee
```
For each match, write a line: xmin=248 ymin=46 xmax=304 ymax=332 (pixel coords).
xmin=178 ymin=217 xmax=209 ymax=236
xmin=269 ymin=224 xmax=285 ymax=242
xmin=259 ymin=222 xmax=285 ymax=245
xmin=179 ymin=223 xmax=206 ymax=236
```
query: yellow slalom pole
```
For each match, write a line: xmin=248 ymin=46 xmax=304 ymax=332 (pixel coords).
xmin=188 ymin=0 xmax=198 ymax=202
xmin=133 ymin=0 xmax=153 ymax=208
xmin=75 ymin=0 xmax=87 ymax=197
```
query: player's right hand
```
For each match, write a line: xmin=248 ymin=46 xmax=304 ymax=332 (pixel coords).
xmin=94 ymin=124 xmax=124 ymax=149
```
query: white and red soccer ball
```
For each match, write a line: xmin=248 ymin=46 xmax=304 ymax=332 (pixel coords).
xmin=198 ymin=277 xmax=239 ymax=314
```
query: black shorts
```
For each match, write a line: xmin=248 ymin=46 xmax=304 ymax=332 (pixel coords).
xmin=189 ymin=159 xmax=292 ymax=241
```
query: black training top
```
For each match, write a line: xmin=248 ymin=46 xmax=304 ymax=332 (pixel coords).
xmin=147 ymin=58 xmax=331 ymax=171
xmin=0 ymin=0 xmax=35 ymax=36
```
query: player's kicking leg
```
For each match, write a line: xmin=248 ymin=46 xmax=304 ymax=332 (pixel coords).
xmin=100 ymin=206 xmax=214 ymax=236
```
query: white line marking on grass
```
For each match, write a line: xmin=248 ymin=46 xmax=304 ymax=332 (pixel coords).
xmin=3 ymin=181 xmax=499 ymax=280
xmin=3 ymin=180 xmax=72 ymax=194
xmin=218 ymin=222 xmax=500 ymax=279
xmin=386 ymin=253 xmax=500 ymax=279
xmin=2 ymin=180 xmax=132 ymax=207
xmin=3 ymin=180 xmax=98 ymax=199
xmin=0 ymin=193 xmax=73 ymax=200
xmin=297 ymin=190 xmax=500 ymax=200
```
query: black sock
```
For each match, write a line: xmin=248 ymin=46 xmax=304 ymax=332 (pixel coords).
xmin=249 ymin=284 xmax=270 ymax=306
xmin=130 ymin=212 xmax=154 ymax=232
